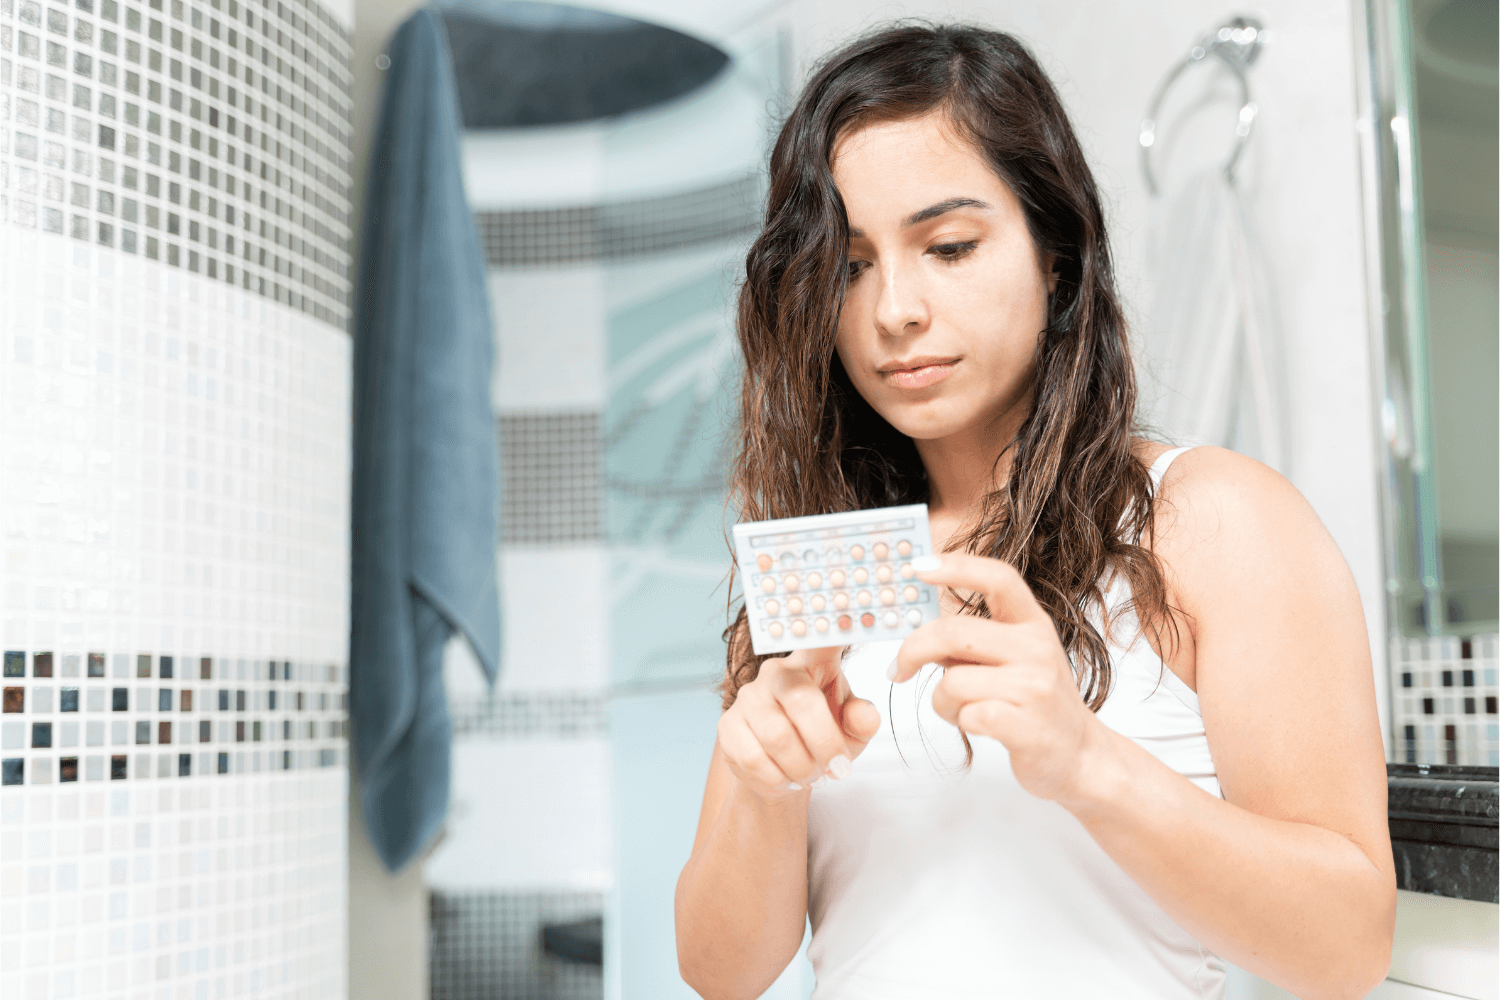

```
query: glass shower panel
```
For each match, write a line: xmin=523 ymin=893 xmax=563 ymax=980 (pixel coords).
xmin=1358 ymin=0 xmax=1498 ymax=766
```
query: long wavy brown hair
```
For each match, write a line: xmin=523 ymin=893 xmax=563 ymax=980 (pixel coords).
xmin=720 ymin=23 xmax=1175 ymax=736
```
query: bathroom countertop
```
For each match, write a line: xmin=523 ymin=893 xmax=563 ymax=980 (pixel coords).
xmin=1387 ymin=764 xmax=1498 ymax=903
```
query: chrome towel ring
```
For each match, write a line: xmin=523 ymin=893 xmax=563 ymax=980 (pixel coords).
xmin=1139 ymin=16 xmax=1267 ymax=196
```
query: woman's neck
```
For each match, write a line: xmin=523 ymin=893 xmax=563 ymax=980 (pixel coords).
xmin=913 ymin=392 xmax=1032 ymax=545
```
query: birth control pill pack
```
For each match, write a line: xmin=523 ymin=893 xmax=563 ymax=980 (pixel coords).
xmin=733 ymin=503 xmax=938 ymax=655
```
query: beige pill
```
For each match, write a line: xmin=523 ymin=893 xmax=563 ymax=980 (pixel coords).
xmin=856 ymin=590 xmax=872 ymax=607
xmin=833 ymin=592 xmax=849 ymax=610
xmin=876 ymin=565 xmax=892 ymax=583
xmin=903 ymin=586 xmax=919 ymax=603
xmin=806 ymin=572 xmax=823 ymax=589
xmin=768 ymin=621 xmax=784 ymax=638
xmin=788 ymin=597 xmax=803 ymax=615
xmin=853 ymin=567 xmax=869 ymax=584
xmin=897 ymin=539 xmax=912 ymax=556
xmin=761 ymin=577 xmax=776 ymax=593
xmin=811 ymin=595 xmax=826 ymax=612
xmin=830 ymin=569 xmax=846 ymax=588
xmin=791 ymin=619 xmax=807 ymax=637
xmin=901 ymin=563 xmax=914 ymax=579
xmin=814 ymin=617 xmax=829 ymax=633
xmin=880 ymin=587 xmax=896 ymax=606
xmin=765 ymin=599 xmax=780 ymax=616
xmin=783 ymin=574 xmax=800 ymax=592
xmin=757 ymin=553 xmax=773 ymax=572
xmin=873 ymin=542 xmax=889 ymax=560
xmin=850 ymin=544 xmax=865 ymax=561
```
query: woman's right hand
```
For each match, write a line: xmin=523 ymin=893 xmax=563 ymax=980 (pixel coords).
xmin=717 ymin=645 xmax=883 ymax=803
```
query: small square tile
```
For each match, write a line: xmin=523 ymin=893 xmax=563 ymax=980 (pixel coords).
xmin=135 ymin=655 xmax=150 ymax=678
xmin=59 ymin=757 xmax=78 ymax=782
xmin=33 ymin=722 xmax=53 ymax=748
xmin=33 ymin=652 xmax=53 ymax=678
xmin=87 ymin=653 xmax=105 ymax=678
xmin=3 ymin=653 xmax=24 ymax=678
xmin=60 ymin=688 xmax=78 ymax=712
xmin=109 ymin=755 xmax=126 ymax=780
xmin=4 ymin=689 xmax=24 ymax=713
xmin=2 ymin=759 xmax=22 ymax=785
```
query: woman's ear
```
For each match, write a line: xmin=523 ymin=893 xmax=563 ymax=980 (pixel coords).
xmin=1045 ymin=253 xmax=1060 ymax=297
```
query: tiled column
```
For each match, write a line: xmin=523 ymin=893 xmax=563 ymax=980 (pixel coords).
xmin=0 ymin=0 xmax=355 ymax=996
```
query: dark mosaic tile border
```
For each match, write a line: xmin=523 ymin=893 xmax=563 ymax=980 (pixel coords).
xmin=449 ymin=690 xmax=605 ymax=740
xmin=430 ymin=889 xmax=603 ymax=1000
xmin=499 ymin=411 xmax=603 ymax=547
xmin=474 ymin=174 xmax=762 ymax=267
xmin=1 ymin=649 xmax=347 ymax=784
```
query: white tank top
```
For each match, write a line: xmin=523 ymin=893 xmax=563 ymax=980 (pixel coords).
xmin=805 ymin=446 xmax=1227 ymax=999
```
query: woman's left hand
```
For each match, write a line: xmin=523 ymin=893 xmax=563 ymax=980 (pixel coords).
xmin=892 ymin=551 xmax=1117 ymax=805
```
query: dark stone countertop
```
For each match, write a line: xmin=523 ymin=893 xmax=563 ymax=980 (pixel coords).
xmin=1387 ymin=763 xmax=1498 ymax=902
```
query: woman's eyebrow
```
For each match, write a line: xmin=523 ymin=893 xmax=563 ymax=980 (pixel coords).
xmin=904 ymin=197 xmax=992 ymax=226
xmin=848 ymin=197 xmax=993 ymax=238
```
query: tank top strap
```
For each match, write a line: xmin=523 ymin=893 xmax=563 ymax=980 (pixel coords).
xmin=1148 ymin=446 xmax=1196 ymax=496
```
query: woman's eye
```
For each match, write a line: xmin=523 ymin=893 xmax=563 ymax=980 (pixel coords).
xmin=847 ymin=259 xmax=868 ymax=281
xmin=930 ymin=241 xmax=977 ymax=261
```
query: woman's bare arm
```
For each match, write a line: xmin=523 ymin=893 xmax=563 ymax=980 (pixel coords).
xmin=1073 ymin=446 xmax=1395 ymax=999
xmin=675 ymin=746 xmax=812 ymax=1000
xmin=675 ymin=648 xmax=880 ymax=1000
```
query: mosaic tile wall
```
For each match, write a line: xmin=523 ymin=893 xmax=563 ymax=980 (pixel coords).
xmin=0 ymin=0 xmax=354 ymax=329
xmin=0 ymin=0 xmax=354 ymax=992
xmin=1391 ymin=632 xmax=1500 ymax=766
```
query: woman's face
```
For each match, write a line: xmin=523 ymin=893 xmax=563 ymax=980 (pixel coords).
xmin=831 ymin=113 xmax=1055 ymax=449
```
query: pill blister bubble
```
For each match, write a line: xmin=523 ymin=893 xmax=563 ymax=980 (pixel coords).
xmin=833 ymin=593 xmax=849 ymax=610
xmin=882 ymin=611 xmax=899 ymax=628
xmin=876 ymin=565 xmax=892 ymax=583
xmin=903 ymin=586 xmax=919 ymax=603
xmin=757 ymin=553 xmax=773 ymax=571
xmin=811 ymin=595 xmax=826 ymax=612
xmin=853 ymin=567 xmax=869 ymax=584
xmin=783 ymin=575 xmax=800 ymax=592
xmin=901 ymin=563 xmax=915 ymax=579
xmin=761 ymin=578 xmax=776 ymax=593
xmin=791 ymin=620 xmax=808 ymax=637
xmin=856 ymin=590 xmax=872 ymax=607
xmin=873 ymin=542 xmax=889 ymax=560
xmin=765 ymin=599 xmax=780 ymax=616
xmin=769 ymin=622 xmax=784 ymax=638
xmin=850 ymin=544 xmax=865 ymax=561
xmin=806 ymin=572 xmax=823 ymax=589
xmin=880 ymin=588 xmax=895 ymax=606
xmin=830 ymin=569 xmax=846 ymax=588
xmin=788 ymin=597 xmax=803 ymax=615
xmin=815 ymin=617 xmax=829 ymax=633
xmin=905 ymin=608 xmax=923 ymax=626
xmin=897 ymin=540 xmax=912 ymax=556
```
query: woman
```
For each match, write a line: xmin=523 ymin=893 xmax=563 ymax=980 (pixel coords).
xmin=675 ymin=24 xmax=1393 ymax=1000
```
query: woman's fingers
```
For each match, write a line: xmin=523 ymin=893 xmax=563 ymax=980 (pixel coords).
xmin=891 ymin=615 xmax=1040 ymax=682
xmin=770 ymin=662 xmax=851 ymax=778
xmin=740 ymin=683 xmax=821 ymax=785
xmin=914 ymin=552 xmax=1051 ymax=625
xmin=716 ymin=711 xmax=802 ymax=790
xmin=929 ymin=663 xmax=1053 ymax=726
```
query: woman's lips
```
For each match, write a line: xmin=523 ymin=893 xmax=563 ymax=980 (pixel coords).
xmin=885 ymin=359 xmax=959 ymax=389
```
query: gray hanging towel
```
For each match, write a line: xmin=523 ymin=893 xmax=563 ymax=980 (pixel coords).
xmin=350 ymin=6 xmax=500 ymax=873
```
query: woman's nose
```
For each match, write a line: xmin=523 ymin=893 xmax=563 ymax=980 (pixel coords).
xmin=871 ymin=262 xmax=930 ymax=338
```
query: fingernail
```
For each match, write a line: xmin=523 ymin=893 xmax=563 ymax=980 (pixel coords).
xmin=828 ymin=754 xmax=851 ymax=780
xmin=911 ymin=555 xmax=942 ymax=573
xmin=785 ymin=781 xmax=803 ymax=791
xmin=811 ymin=775 xmax=828 ymax=788
xmin=885 ymin=657 xmax=900 ymax=682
